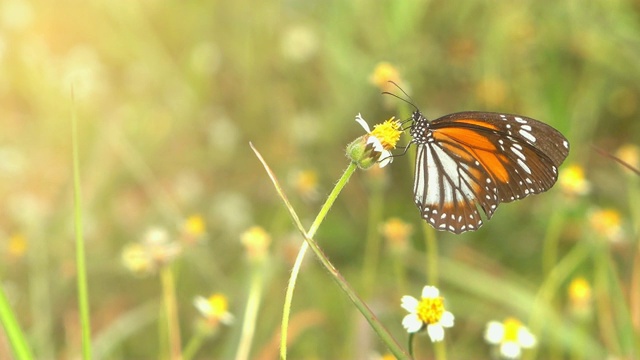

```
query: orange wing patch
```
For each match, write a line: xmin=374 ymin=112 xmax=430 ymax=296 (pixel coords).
xmin=449 ymin=119 xmax=500 ymax=130
xmin=433 ymin=127 xmax=510 ymax=183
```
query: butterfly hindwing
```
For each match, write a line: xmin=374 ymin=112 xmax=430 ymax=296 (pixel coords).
xmin=410 ymin=111 xmax=569 ymax=234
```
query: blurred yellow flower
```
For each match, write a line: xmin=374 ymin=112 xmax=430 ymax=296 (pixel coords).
xmin=121 ymin=243 xmax=155 ymax=276
xmin=568 ymin=277 xmax=592 ymax=318
xmin=7 ymin=233 xmax=27 ymax=259
xmin=194 ymin=293 xmax=234 ymax=327
xmin=485 ymin=318 xmax=536 ymax=359
xmin=588 ymin=208 xmax=623 ymax=242
xmin=381 ymin=218 xmax=412 ymax=253
xmin=290 ymin=169 xmax=320 ymax=202
xmin=241 ymin=226 xmax=271 ymax=261
xmin=615 ymin=144 xmax=640 ymax=175
xmin=121 ymin=227 xmax=182 ymax=276
xmin=280 ymin=24 xmax=318 ymax=63
xmin=377 ymin=354 xmax=396 ymax=360
xmin=369 ymin=62 xmax=405 ymax=93
xmin=181 ymin=214 xmax=207 ymax=244
xmin=559 ymin=164 xmax=591 ymax=197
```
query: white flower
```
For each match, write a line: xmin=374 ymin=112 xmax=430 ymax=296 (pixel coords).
xmin=355 ymin=114 xmax=395 ymax=168
xmin=400 ymin=286 xmax=455 ymax=342
xmin=194 ymin=294 xmax=234 ymax=325
xmin=485 ymin=318 xmax=536 ymax=359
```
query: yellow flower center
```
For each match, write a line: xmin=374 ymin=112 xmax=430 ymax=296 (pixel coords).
xmin=589 ymin=208 xmax=622 ymax=239
xmin=502 ymin=318 xmax=523 ymax=342
xmin=568 ymin=277 xmax=592 ymax=304
xmin=370 ymin=118 xmax=402 ymax=150
xmin=185 ymin=214 xmax=206 ymax=237
xmin=615 ymin=144 xmax=639 ymax=170
xmin=370 ymin=62 xmax=401 ymax=89
xmin=208 ymin=294 xmax=229 ymax=317
xmin=382 ymin=218 xmax=412 ymax=249
xmin=416 ymin=296 xmax=445 ymax=325
xmin=8 ymin=233 xmax=27 ymax=258
xmin=559 ymin=164 xmax=589 ymax=195
xmin=241 ymin=226 xmax=271 ymax=259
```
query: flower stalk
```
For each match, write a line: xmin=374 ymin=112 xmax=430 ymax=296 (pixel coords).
xmin=250 ymin=143 xmax=410 ymax=360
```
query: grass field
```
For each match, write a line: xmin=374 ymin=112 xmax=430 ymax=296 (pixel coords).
xmin=0 ymin=0 xmax=639 ymax=359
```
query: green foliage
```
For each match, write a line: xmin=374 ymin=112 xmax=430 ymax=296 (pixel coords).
xmin=0 ymin=0 xmax=639 ymax=358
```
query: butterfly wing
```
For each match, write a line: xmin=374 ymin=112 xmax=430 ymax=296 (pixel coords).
xmin=413 ymin=111 xmax=569 ymax=233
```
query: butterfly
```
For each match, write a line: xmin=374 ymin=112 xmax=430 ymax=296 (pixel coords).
xmin=408 ymin=110 xmax=569 ymax=234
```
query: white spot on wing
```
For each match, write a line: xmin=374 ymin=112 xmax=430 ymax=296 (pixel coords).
xmin=511 ymin=146 xmax=526 ymax=160
xmin=519 ymin=129 xmax=536 ymax=143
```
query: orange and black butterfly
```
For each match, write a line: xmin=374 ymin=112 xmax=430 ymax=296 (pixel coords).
xmin=408 ymin=110 xmax=569 ymax=233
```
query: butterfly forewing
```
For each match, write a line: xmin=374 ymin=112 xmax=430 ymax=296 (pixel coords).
xmin=411 ymin=111 xmax=569 ymax=234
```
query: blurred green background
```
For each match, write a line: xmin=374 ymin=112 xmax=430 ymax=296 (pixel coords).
xmin=1 ymin=0 xmax=639 ymax=359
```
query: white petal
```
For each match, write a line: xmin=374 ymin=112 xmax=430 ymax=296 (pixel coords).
xmin=400 ymin=296 xmax=419 ymax=312
xmin=402 ymin=314 xmax=423 ymax=333
xmin=500 ymin=342 xmax=522 ymax=359
xmin=220 ymin=312 xmax=235 ymax=325
xmin=421 ymin=285 xmax=439 ymax=299
xmin=355 ymin=113 xmax=371 ymax=133
xmin=193 ymin=296 xmax=211 ymax=315
xmin=427 ymin=324 xmax=445 ymax=342
xmin=439 ymin=311 xmax=455 ymax=328
xmin=485 ymin=321 xmax=504 ymax=344
xmin=378 ymin=150 xmax=393 ymax=168
xmin=367 ymin=136 xmax=384 ymax=152
xmin=517 ymin=328 xmax=536 ymax=348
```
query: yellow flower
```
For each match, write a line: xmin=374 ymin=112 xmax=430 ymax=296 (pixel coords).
xmin=485 ymin=318 xmax=536 ymax=359
xmin=370 ymin=62 xmax=404 ymax=93
xmin=121 ymin=227 xmax=182 ymax=276
xmin=290 ymin=169 xmax=319 ymax=201
xmin=381 ymin=218 xmax=412 ymax=253
xmin=559 ymin=164 xmax=590 ymax=196
xmin=615 ymin=144 xmax=640 ymax=175
xmin=280 ymin=24 xmax=318 ymax=63
xmin=241 ymin=226 xmax=271 ymax=261
xmin=7 ymin=233 xmax=27 ymax=259
xmin=401 ymin=286 xmax=454 ymax=342
xmin=181 ymin=214 xmax=206 ymax=244
xmin=568 ymin=277 xmax=592 ymax=318
xmin=121 ymin=243 xmax=155 ymax=276
xmin=588 ymin=208 xmax=623 ymax=242
xmin=194 ymin=293 xmax=234 ymax=326
xmin=347 ymin=114 xmax=402 ymax=169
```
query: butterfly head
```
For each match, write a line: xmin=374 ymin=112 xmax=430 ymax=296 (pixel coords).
xmin=409 ymin=110 xmax=430 ymax=144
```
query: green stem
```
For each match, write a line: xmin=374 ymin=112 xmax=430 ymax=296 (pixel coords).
xmin=529 ymin=240 xmax=591 ymax=359
xmin=182 ymin=331 xmax=205 ymax=360
xmin=0 ymin=285 xmax=33 ymax=359
xmin=160 ymin=267 xmax=182 ymax=360
xmin=423 ymin=223 xmax=438 ymax=287
xmin=542 ymin=205 xmax=566 ymax=276
xmin=72 ymin=91 xmax=92 ymax=360
xmin=251 ymin=143 xmax=410 ymax=359
xmin=434 ymin=339 xmax=447 ymax=360
xmin=407 ymin=333 xmax=414 ymax=358
xmin=236 ymin=261 xmax=266 ymax=360
xmin=280 ymin=162 xmax=357 ymax=359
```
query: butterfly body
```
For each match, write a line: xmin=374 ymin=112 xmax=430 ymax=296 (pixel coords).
xmin=409 ymin=110 xmax=569 ymax=234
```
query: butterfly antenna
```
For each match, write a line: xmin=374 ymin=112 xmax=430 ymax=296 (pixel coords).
xmin=593 ymin=145 xmax=640 ymax=176
xmin=381 ymin=81 xmax=419 ymax=112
